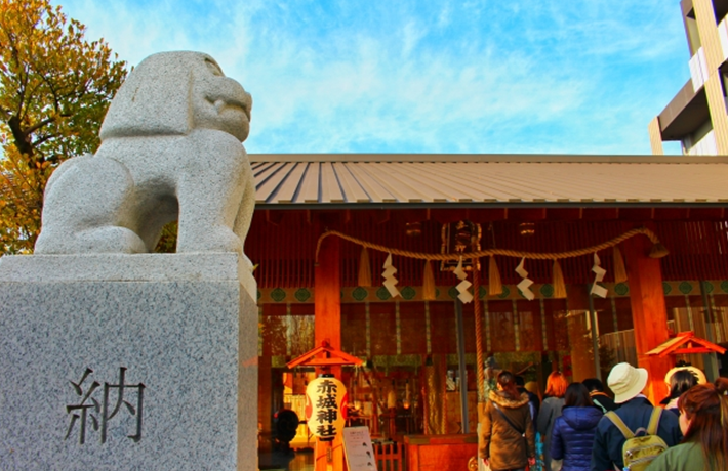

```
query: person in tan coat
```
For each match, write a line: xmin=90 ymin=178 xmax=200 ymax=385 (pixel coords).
xmin=480 ymin=371 xmax=536 ymax=471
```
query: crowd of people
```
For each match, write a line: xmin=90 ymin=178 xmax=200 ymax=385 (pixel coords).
xmin=478 ymin=362 xmax=728 ymax=471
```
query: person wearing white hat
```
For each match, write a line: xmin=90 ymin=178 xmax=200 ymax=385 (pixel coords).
xmin=590 ymin=362 xmax=682 ymax=471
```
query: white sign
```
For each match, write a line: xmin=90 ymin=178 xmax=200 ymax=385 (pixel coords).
xmin=342 ymin=426 xmax=378 ymax=471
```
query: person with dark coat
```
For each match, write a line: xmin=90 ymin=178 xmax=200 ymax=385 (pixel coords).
xmin=480 ymin=370 xmax=536 ymax=471
xmin=581 ymin=378 xmax=618 ymax=413
xmin=516 ymin=375 xmax=540 ymax=429
xmin=551 ymin=383 xmax=602 ymax=471
xmin=590 ymin=363 xmax=682 ymax=471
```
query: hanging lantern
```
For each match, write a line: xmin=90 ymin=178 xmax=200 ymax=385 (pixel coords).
xmin=518 ymin=222 xmax=535 ymax=237
xmin=305 ymin=375 xmax=348 ymax=441
xmin=405 ymin=221 xmax=422 ymax=237
xmin=440 ymin=220 xmax=482 ymax=271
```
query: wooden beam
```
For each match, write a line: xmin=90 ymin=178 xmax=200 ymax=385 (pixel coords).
xmin=580 ymin=208 xmax=619 ymax=220
xmin=546 ymin=208 xmax=582 ymax=221
xmin=652 ymin=208 xmax=690 ymax=220
xmin=430 ymin=209 xmax=470 ymax=223
xmin=286 ymin=342 xmax=363 ymax=369
xmin=290 ymin=358 xmax=361 ymax=367
xmin=465 ymin=208 xmax=508 ymax=222
xmin=622 ymin=228 xmax=673 ymax=404
xmin=508 ymin=208 xmax=548 ymax=221
xmin=398 ymin=209 xmax=431 ymax=224
xmin=688 ymin=207 xmax=726 ymax=220
xmin=618 ymin=208 xmax=653 ymax=221
xmin=670 ymin=347 xmax=726 ymax=355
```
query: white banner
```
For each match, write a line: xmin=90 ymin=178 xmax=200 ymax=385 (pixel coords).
xmin=591 ymin=253 xmax=608 ymax=298
xmin=516 ymin=257 xmax=535 ymax=300
xmin=381 ymin=253 xmax=400 ymax=298
xmin=453 ymin=257 xmax=474 ymax=303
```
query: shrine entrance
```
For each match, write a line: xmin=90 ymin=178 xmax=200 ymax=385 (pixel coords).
xmin=251 ymin=206 xmax=728 ymax=471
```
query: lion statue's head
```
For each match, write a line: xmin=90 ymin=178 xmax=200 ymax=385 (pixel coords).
xmin=100 ymin=51 xmax=252 ymax=142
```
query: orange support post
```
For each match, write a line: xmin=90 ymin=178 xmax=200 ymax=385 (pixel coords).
xmin=622 ymin=231 xmax=672 ymax=405
xmin=314 ymin=232 xmax=344 ymax=471
xmin=315 ymin=231 xmax=341 ymax=352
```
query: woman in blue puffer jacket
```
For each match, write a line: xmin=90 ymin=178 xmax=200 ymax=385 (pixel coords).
xmin=550 ymin=382 xmax=603 ymax=471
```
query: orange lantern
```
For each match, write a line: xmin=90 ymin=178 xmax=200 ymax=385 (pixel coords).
xmin=305 ymin=375 xmax=348 ymax=441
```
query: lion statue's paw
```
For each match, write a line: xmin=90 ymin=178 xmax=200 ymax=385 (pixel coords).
xmin=176 ymin=225 xmax=243 ymax=254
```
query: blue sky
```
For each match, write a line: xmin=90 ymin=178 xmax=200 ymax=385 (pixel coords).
xmin=55 ymin=0 xmax=689 ymax=155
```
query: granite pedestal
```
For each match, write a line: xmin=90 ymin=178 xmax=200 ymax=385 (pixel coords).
xmin=0 ymin=253 xmax=257 ymax=470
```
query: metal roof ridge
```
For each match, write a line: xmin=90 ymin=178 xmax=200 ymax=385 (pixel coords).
xmin=247 ymin=154 xmax=728 ymax=164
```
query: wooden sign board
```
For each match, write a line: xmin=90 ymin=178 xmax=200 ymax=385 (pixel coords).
xmin=342 ymin=426 xmax=377 ymax=471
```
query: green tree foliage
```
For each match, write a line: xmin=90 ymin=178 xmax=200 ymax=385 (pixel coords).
xmin=0 ymin=0 xmax=127 ymax=254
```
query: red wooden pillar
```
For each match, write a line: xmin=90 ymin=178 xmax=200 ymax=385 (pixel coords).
xmin=314 ymin=232 xmax=344 ymax=471
xmin=257 ymin=355 xmax=273 ymax=453
xmin=315 ymin=233 xmax=341 ymax=360
xmin=622 ymin=231 xmax=672 ymax=404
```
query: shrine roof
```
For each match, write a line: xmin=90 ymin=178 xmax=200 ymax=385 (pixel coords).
xmin=249 ymin=154 xmax=728 ymax=208
xmin=646 ymin=331 xmax=727 ymax=356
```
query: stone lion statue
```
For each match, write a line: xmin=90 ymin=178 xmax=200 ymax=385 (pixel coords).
xmin=35 ymin=51 xmax=255 ymax=260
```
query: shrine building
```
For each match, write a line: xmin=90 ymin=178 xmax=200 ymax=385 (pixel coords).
xmin=248 ymin=153 xmax=728 ymax=470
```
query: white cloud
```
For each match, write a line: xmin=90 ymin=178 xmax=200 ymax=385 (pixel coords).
xmin=401 ymin=21 xmax=427 ymax=58
xmin=437 ymin=3 xmax=451 ymax=29
xmin=54 ymin=0 xmax=689 ymax=155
